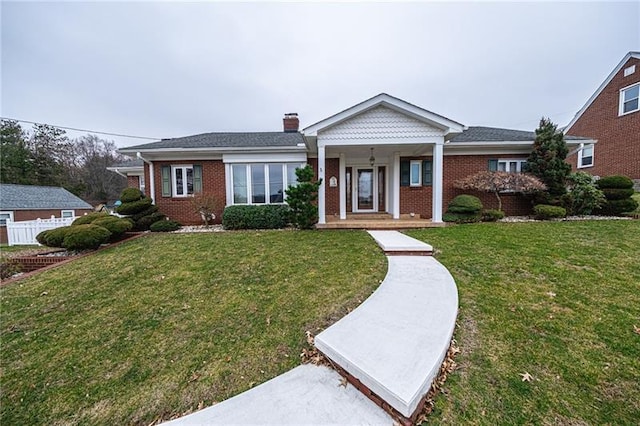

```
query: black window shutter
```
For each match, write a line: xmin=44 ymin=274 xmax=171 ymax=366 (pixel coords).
xmin=422 ymin=160 xmax=433 ymax=186
xmin=488 ymin=159 xmax=498 ymax=172
xmin=400 ymin=160 xmax=410 ymax=186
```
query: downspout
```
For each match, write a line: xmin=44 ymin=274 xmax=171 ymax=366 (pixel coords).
xmin=137 ymin=152 xmax=155 ymax=204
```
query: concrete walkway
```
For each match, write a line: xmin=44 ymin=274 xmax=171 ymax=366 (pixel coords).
xmin=163 ymin=231 xmax=458 ymax=425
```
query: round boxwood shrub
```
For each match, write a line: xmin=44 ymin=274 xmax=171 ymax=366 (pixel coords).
xmin=135 ymin=212 xmax=166 ymax=231
xmin=596 ymin=175 xmax=634 ymax=189
xmin=600 ymin=188 xmax=635 ymax=200
xmin=481 ymin=209 xmax=505 ymax=222
xmin=36 ymin=226 xmax=72 ymax=248
xmin=120 ymin=187 xmax=144 ymax=203
xmin=92 ymin=216 xmax=133 ymax=239
xmin=534 ymin=204 xmax=566 ymax=220
xmin=115 ymin=197 xmax=153 ymax=215
xmin=447 ymin=195 xmax=483 ymax=214
xmin=62 ymin=224 xmax=111 ymax=250
xmin=599 ymin=198 xmax=639 ymax=216
xmin=72 ymin=212 xmax=109 ymax=226
xmin=150 ymin=219 xmax=181 ymax=232
xmin=131 ymin=205 xmax=159 ymax=222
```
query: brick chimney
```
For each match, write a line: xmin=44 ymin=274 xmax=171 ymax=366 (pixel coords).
xmin=283 ymin=113 xmax=299 ymax=133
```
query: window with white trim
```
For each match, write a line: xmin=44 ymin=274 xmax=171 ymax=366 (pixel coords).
xmin=61 ymin=210 xmax=74 ymax=219
xmin=139 ymin=174 xmax=145 ymax=191
xmin=497 ymin=159 xmax=527 ymax=173
xmin=619 ymin=83 xmax=639 ymax=115
xmin=0 ymin=211 xmax=14 ymax=226
xmin=172 ymin=165 xmax=194 ymax=197
xmin=578 ymin=145 xmax=594 ymax=168
xmin=409 ymin=160 xmax=421 ymax=186
xmin=231 ymin=163 xmax=303 ymax=205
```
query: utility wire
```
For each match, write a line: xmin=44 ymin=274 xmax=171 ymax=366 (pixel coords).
xmin=0 ymin=116 xmax=160 ymax=140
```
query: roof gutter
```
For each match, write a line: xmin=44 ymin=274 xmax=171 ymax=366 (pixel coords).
xmin=137 ymin=152 xmax=155 ymax=204
xmin=108 ymin=168 xmax=127 ymax=178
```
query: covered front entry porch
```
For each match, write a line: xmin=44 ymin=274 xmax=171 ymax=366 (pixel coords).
xmin=315 ymin=141 xmax=445 ymax=226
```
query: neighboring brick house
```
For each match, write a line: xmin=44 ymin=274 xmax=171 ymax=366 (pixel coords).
xmin=114 ymin=93 xmax=592 ymax=225
xmin=0 ymin=184 xmax=93 ymax=244
xmin=565 ymin=52 xmax=640 ymax=187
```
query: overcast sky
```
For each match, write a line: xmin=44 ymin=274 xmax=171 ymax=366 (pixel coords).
xmin=1 ymin=1 xmax=638 ymax=148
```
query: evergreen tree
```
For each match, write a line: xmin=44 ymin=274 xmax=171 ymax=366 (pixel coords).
xmin=0 ymin=119 xmax=36 ymax=184
xmin=29 ymin=123 xmax=71 ymax=187
xmin=524 ymin=118 xmax=571 ymax=199
xmin=285 ymin=165 xmax=322 ymax=229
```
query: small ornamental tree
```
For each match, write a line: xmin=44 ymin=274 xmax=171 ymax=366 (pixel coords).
xmin=454 ymin=171 xmax=546 ymax=211
xmin=189 ymin=193 xmax=222 ymax=226
xmin=524 ymin=118 xmax=571 ymax=199
xmin=285 ymin=165 xmax=322 ymax=229
xmin=562 ymin=172 xmax=606 ymax=215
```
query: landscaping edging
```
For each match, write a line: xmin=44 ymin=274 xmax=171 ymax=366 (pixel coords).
xmin=0 ymin=233 xmax=147 ymax=286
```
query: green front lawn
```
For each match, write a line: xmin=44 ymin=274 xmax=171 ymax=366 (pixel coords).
xmin=0 ymin=230 xmax=386 ymax=425
xmin=407 ymin=220 xmax=640 ymax=424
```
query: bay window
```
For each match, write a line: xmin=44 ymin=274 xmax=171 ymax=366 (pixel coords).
xmin=230 ymin=163 xmax=303 ymax=205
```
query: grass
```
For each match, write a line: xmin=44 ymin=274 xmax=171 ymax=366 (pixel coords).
xmin=0 ymin=230 xmax=386 ymax=425
xmin=631 ymin=192 xmax=640 ymax=214
xmin=406 ymin=220 xmax=640 ymax=425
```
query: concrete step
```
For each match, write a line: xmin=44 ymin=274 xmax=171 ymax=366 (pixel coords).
xmin=367 ymin=230 xmax=433 ymax=255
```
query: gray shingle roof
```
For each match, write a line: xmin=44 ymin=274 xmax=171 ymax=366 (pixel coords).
xmin=110 ymin=159 xmax=144 ymax=168
xmin=450 ymin=126 xmax=590 ymax=143
xmin=0 ymin=184 xmax=93 ymax=210
xmin=123 ymin=132 xmax=305 ymax=151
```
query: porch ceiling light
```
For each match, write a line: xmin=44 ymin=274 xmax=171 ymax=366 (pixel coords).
xmin=369 ymin=148 xmax=375 ymax=166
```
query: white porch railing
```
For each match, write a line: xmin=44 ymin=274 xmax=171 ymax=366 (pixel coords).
xmin=6 ymin=216 xmax=75 ymax=246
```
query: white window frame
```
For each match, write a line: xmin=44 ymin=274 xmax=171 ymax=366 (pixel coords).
xmin=229 ymin=163 xmax=304 ymax=205
xmin=171 ymin=165 xmax=194 ymax=197
xmin=0 ymin=211 xmax=14 ymax=226
xmin=578 ymin=144 xmax=594 ymax=169
xmin=61 ymin=210 xmax=75 ymax=219
xmin=619 ymin=82 xmax=640 ymax=116
xmin=138 ymin=174 xmax=146 ymax=191
xmin=497 ymin=159 xmax=527 ymax=173
xmin=409 ymin=160 xmax=422 ymax=187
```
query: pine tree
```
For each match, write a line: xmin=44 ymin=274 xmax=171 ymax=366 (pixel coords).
xmin=285 ymin=165 xmax=322 ymax=229
xmin=524 ymin=118 xmax=571 ymax=199
xmin=0 ymin=120 xmax=36 ymax=184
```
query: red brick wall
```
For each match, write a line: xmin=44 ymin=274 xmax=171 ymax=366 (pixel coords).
xmin=148 ymin=160 xmax=227 ymax=225
xmin=567 ymin=56 xmax=640 ymax=180
xmin=127 ymin=175 xmax=140 ymax=189
xmin=443 ymin=155 xmax=533 ymax=216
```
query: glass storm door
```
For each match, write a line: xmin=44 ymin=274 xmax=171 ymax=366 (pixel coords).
xmin=356 ymin=168 xmax=375 ymax=211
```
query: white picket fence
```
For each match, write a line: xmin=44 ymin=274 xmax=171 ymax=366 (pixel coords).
xmin=6 ymin=216 xmax=75 ymax=246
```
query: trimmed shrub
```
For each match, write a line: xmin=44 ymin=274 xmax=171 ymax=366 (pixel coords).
xmin=36 ymin=226 xmax=72 ymax=248
xmin=222 ymin=205 xmax=290 ymax=230
xmin=135 ymin=212 xmax=166 ymax=231
xmin=447 ymin=195 xmax=483 ymax=214
xmin=443 ymin=212 xmax=481 ymax=224
xmin=601 ymin=188 xmax=635 ymax=200
xmin=72 ymin=212 xmax=109 ymax=226
xmin=482 ymin=209 xmax=505 ymax=222
xmin=131 ymin=205 xmax=159 ymax=222
xmin=562 ymin=172 xmax=606 ymax=215
xmin=534 ymin=204 xmax=566 ymax=220
xmin=120 ymin=187 xmax=144 ymax=203
xmin=599 ymin=198 xmax=639 ymax=216
xmin=115 ymin=197 xmax=153 ymax=215
xmin=150 ymin=220 xmax=181 ymax=232
xmin=62 ymin=224 xmax=111 ymax=250
xmin=92 ymin=216 xmax=133 ymax=239
xmin=596 ymin=175 xmax=634 ymax=189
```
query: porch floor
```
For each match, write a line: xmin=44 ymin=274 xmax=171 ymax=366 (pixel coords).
xmin=317 ymin=213 xmax=445 ymax=230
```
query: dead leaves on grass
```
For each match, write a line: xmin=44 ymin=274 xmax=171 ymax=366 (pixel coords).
xmin=520 ymin=371 xmax=534 ymax=382
xmin=300 ymin=330 xmax=331 ymax=367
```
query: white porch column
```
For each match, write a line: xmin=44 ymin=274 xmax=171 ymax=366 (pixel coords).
xmin=432 ymin=141 xmax=444 ymax=223
xmin=339 ymin=153 xmax=346 ymax=220
xmin=393 ymin=152 xmax=400 ymax=219
xmin=318 ymin=143 xmax=326 ymax=225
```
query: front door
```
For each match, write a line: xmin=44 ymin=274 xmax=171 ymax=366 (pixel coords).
xmin=352 ymin=167 xmax=375 ymax=212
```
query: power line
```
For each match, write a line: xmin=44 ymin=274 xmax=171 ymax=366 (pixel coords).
xmin=0 ymin=116 xmax=160 ymax=141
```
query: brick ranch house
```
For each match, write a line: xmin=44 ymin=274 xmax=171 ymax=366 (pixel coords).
xmin=0 ymin=184 xmax=93 ymax=244
xmin=113 ymin=93 xmax=592 ymax=226
xmin=565 ymin=51 xmax=640 ymax=187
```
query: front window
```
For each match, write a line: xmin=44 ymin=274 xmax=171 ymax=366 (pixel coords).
xmin=578 ymin=145 xmax=594 ymax=168
xmin=139 ymin=174 xmax=145 ymax=191
xmin=0 ymin=211 xmax=13 ymax=226
xmin=620 ymin=83 xmax=639 ymax=115
xmin=172 ymin=165 xmax=194 ymax=197
xmin=61 ymin=210 xmax=74 ymax=219
xmin=497 ymin=159 xmax=527 ymax=173
xmin=410 ymin=160 xmax=421 ymax=186
xmin=231 ymin=163 xmax=303 ymax=205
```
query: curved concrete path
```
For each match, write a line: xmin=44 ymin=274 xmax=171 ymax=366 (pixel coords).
xmin=163 ymin=231 xmax=458 ymax=425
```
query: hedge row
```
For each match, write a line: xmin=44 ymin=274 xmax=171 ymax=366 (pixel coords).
xmin=222 ymin=205 xmax=290 ymax=230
